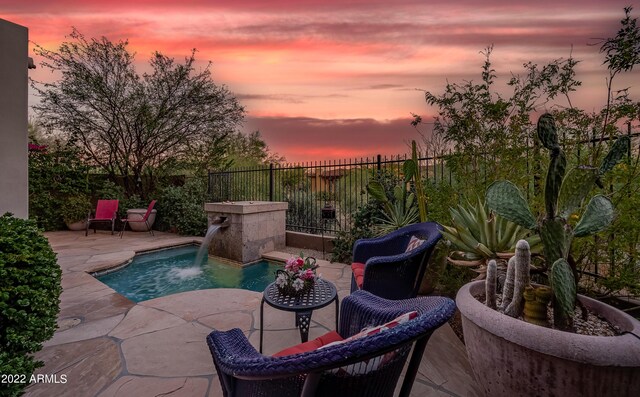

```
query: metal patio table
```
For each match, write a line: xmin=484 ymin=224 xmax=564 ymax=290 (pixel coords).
xmin=259 ymin=278 xmax=339 ymax=353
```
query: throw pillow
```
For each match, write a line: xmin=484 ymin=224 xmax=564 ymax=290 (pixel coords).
xmin=319 ymin=311 xmax=418 ymax=375
xmin=405 ymin=235 xmax=425 ymax=252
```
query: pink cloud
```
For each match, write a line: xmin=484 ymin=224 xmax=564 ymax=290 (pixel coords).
xmin=8 ymin=0 xmax=639 ymax=162
xmin=244 ymin=116 xmax=433 ymax=162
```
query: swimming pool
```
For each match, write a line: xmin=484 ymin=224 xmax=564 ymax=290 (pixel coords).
xmin=96 ymin=245 xmax=282 ymax=302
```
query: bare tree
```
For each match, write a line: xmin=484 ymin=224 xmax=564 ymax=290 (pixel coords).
xmin=32 ymin=29 xmax=244 ymax=195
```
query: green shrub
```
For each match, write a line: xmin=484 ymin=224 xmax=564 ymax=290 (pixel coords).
xmin=28 ymin=143 xmax=90 ymax=230
xmin=60 ymin=194 xmax=92 ymax=224
xmin=93 ymin=179 xmax=125 ymax=201
xmin=0 ymin=214 xmax=61 ymax=396
xmin=118 ymin=194 xmax=148 ymax=219
xmin=331 ymin=170 xmax=403 ymax=263
xmin=331 ymin=202 xmax=383 ymax=263
xmin=156 ymin=178 xmax=208 ymax=236
xmin=286 ymin=191 xmax=322 ymax=234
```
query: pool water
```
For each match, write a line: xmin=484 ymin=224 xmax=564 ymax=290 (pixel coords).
xmin=97 ymin=245 xmax=282 ymax=302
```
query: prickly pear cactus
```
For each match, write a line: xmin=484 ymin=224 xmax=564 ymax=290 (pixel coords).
xmin=536 ymin=113 xmax=559 ymax=150
xmin=550 ymin=258 xmax=576 ymax=330
xmin=557 ymin=166 xmax=599 ymax=218
xmin=574 ymin=195 xmax=615 ymax=237
xmin=544 ymin=150 xmax=567 ymax=219
xmin=599 ymin=136 xmax=631 ymax=175
xmin=539 ymin=218 xmax=569 ymax=266
xmin=486 ymin=113 xmax=629 ymax=330
xmin=485 ymin=181 xmax=537 ymax=230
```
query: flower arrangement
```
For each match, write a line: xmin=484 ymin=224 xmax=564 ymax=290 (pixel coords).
xmin=276 ymin=253 xmax=318 ymax=296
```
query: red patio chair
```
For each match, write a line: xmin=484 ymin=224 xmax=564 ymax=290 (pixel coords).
xmin=119 ymin=200 xmax=157 ymax=238
xmin=86 ymin=199 xmax=119 ymax=236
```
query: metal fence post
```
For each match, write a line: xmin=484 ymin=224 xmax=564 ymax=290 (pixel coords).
xmin=377 ymin=154 xmax=381 ymax=171
xmin=269 ymin=163 xmax=274 ymax=202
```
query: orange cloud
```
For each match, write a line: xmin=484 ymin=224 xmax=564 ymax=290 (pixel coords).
xmin=6 ymin=0 xmax=639 ymax=162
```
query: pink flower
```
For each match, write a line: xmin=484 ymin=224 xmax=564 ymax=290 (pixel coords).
xmin=285 ymin=257 xmax=301 ymax=272
xmin=300 ymin=269 xmax=315 ymax=280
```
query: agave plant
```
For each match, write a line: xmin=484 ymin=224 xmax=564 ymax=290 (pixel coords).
xmin=441 ymin=199 xmax=541 ymax=279
xmin=367 ymin=180 xmax=419 ymax=236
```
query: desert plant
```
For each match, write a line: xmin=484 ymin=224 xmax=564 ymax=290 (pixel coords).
xmin=486 ymin=113 xmax=630 ymax=329
xmin=366 ymin=168 xmax=418 ymax=235
xmin=441 ymin=199 xmax=541 ymax=279
xmin=0 ymin=214 xmax=61 ymax=396
xmin=486 ymin=239 xmax=553 ymax=325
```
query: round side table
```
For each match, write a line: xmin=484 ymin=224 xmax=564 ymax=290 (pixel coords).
xmin=260 ymin=278 xmax=339 ymax=353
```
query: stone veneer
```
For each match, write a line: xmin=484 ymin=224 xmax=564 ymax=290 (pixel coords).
xmin=204 ymin=201 xmax=288 ymax=264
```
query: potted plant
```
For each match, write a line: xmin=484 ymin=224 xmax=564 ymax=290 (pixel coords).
xmin=440 ymin=199 xmax=541 ymax=280
xmin=276 ymin=253 xmax=318 ymax=296
xmin=60 ymin=194 xmax=92 ymax=231
xmin=456 ymin=113 xmax=640 ymax=396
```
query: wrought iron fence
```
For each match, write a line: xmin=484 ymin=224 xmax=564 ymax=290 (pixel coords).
xmin=209 ymin=128 xmax=640 ymax=289
xmin=208 ymin=153 xmax=452 ymax=235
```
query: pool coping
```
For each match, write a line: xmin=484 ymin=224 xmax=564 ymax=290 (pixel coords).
xmin=89 ymin=242 xmax=201 ymax=277
xmin=90 ymin=243 xmax=288 ymax=278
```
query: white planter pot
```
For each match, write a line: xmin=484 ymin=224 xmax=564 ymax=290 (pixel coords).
xmin=66 ymin=220 xmax=87 ymax=231
xmin=126 ymin=209 xmax=157 ymax=232
xmin=456 ymin=280 xmax=640 ymax=397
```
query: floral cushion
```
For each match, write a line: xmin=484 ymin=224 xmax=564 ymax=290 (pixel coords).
xmin=320 ymin=311 xmax=418 ymax=375
xmin=405 ymin=235 xmax=425 ymax=252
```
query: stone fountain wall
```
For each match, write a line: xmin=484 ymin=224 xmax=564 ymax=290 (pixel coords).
xmin=204 ymin=201 xmax=288 ymax=265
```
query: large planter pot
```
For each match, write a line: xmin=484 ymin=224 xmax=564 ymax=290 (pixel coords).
xmin=66 ymin=220 xmax=87 ymax=231
xmin=126 ymin=209 xmax=157 ymax=232
xmin=456 ymin=280 xmax=640 ymax=397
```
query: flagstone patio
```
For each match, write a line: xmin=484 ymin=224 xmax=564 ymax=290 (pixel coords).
xmin=25 ymin=231 xmax=481 ymax=397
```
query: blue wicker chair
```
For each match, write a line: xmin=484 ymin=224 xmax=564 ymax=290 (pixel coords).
xmin=351 ymin=222 xmax=442 ymax=300
xmin=206 ymin=290 xmax=455 ymax=397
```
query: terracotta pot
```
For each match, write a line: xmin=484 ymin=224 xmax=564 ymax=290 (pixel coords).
xmin=456 ymin=280 xmax=640 ymax=397
xmin=66 ymin=220 xmax=87 ymax=231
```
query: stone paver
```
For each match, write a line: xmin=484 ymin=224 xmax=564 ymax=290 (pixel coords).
xmin=122 ymin=322 xmax=213 ymax=377
xmin=109 ymin=305 xmax=186 ymax=339
xmin=98 ymin=376 xmax=210 ymax=397
xmin=44 ymin=314 xmax=125 ymax=347
xmin=58 ymin=292 xmax=134 ymax=323
xmin=27 ymin=337 xmax=121 ymax=397
xmin=23 ymin=230 xmax=481 ymax=397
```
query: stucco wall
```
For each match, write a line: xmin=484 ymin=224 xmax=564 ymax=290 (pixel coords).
xmin=0 ymin=19 xmax=29 ymax=219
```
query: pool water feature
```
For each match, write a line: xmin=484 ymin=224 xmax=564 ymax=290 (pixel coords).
xmin=97 ymin=245 xmax=282 ymax=302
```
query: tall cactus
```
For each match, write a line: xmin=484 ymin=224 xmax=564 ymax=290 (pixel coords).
xmin=504 ymin=240 xmax=531 ymax=318
xmin=501 ymin=256 xmax=517 ymax=310
xmin=486 ymin=113 xmax=629 ymax=330
xmin=486 ymin=260 xmax=497 ymax=309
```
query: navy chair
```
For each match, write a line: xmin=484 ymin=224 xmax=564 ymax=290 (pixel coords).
xmin=351 ymin=222 xmax=442 ymax=300
xmin=206 ymin=290 xmax=455 ymax=397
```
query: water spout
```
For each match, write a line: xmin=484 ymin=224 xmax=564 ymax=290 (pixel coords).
xmin=211 ymin=216 xmax=230 ymax=228
xmin=195 ymin=224 xmax=222 ymax=266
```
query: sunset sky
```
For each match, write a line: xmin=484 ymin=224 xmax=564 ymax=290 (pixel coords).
xmin=3 ymin=0 xmax=639 ymax=162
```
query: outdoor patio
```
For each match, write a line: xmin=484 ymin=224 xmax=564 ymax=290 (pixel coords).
xmin=25 ymin=231 xmax=481 ymax=397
